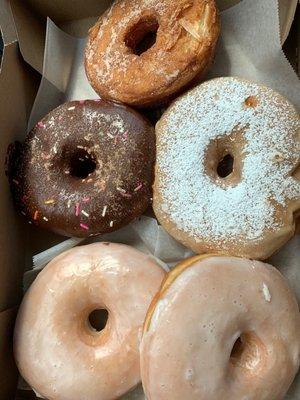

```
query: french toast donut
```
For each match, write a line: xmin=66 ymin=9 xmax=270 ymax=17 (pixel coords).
xmin=154 ymin=77 xmax=300 ymax=259
xmin=9 ymin=99 xmax=155 ymax=238
xmin=141 ymin=255 xmax=300 ymax=400
xmin=85 ymin=0 xmax=220 ymax=107
xmin=14 ymin=243 xmax=165 ymax=400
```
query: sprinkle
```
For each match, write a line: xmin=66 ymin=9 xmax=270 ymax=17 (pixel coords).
xmin=58 ymin=116 xmax=63 ymax=121
xmin=134 ymin=183 xmax=143 ymax=192
xmin=93 ymin=99 xmax=101 ymax=102
xmin=107 ymin=132 xmax=114 ymax=139
xmin=75 ymin=203 xmax=80 ymax=216
xmin=33 ymin=210 xmax=39 ymax=220
xmin=116 ymin=187 xmax=126 ymax=193
xmin=109 ymin=221 xmax=114 ymax=227
xmin=122 ymin=132 xmax=129 ymax=140
xmin=83 ymin=197 xmax=90 ymax=203
xmin=43 ymin=217 xmax=49 ymax=222
xmin=102 ymin=205 xmax=107 ymax=217
xmin=81 ymin=210 xmax=89 ymax=217
xmin=44 ymin=199 xmax=55 ymax=205
xmin=67 ymin=200 xmax=71 ymax=208
xmin=262 ymin=283 xmax=271 ymax=302
xmin=21 ymin=211 xmax=26 ymax=216
xmin=114 ymin=136 xmax=119 ymax=145
xmin=37 ymin=121 xmax=46 ymax=128
xmin=79 ymin=100 xmax=85 ymax=105
xmin=12 ymin=179 xmax=19 ymax=185
xmin=80 ymin=223 xmax=89 ymax=230
xmin=121 ymin=192 xmax=132 ymax=198
xmin=68 ymin=106 xmax=75 ymax=111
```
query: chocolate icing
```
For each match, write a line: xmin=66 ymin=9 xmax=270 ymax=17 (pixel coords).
xmin=9 ymin=99 xmax=155 ymax=237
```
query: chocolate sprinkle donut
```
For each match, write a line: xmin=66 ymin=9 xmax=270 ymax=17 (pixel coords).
xmin=9 ymin=100 xmax=155 ymax=237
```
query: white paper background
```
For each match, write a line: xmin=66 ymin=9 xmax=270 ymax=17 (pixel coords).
xmin=22 ymin=0 xmax=300 ymax=398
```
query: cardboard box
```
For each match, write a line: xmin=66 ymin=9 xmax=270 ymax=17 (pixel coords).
xmin=0 ymin=1 xmax=298 ymax=399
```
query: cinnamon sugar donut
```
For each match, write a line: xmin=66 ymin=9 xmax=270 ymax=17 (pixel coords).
xmin=14 ymin=243 xmax=165 ymax=400
xmin=85 ymin=0 xmax=220 ymax=107
xmin=141 ymin=255 xmax=300 ymax=400
xmin=154 ymin=77 xmax=300 ymax=259
xmin=9 ymin=99 xmax=155 ymax=237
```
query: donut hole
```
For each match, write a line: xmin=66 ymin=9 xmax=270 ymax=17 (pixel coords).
xmin=69 ymin=149 xmax=97 ymax=179
xmin=88 ymin=309 xmax=109 ymax=332
xmin=125 ymin=17 xmax=159 ymax=56
xmin=230 ymin=332 xmax=266 ymax=375
xmin=217 ymin=154 xmax=234 ymax=178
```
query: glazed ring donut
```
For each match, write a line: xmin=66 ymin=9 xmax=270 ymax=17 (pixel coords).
xmin=141 ymin=255 xmax=300 ymax=400
xmin=14 ymin=243 xmax=165 ymax=400
xmin=154 ymin=77 xmax=300 ymax=259
xmin=85 ymin=0 xmax=220 ymax=107
xmin=9 ymin=99 xmax=155 ymax=237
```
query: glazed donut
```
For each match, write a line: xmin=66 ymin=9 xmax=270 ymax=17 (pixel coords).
xmin=9 ymin=99 xmax=155 ymax=237
xmin=141 ymin=255 xmax=300 ymax=400
xmin=14 ymin=243 xmax=165 ymax=400
xmin=154 ymin=77 xmax=300 ymax=259
xmin=85 ymin=0 xmax=220 ymax=107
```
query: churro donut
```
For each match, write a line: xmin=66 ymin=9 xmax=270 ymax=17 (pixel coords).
xmin=154 ymin=77 xmax=300 ymax=259
xmin=9 ymin=99 xmax=155 ymax=237
xmin=14 ymin=243 xmax=165 ymax=400
xmin=141 ymin=255 xmax=300 ymax=400
xmin=85 ymin=0 xmax=220 ymax=107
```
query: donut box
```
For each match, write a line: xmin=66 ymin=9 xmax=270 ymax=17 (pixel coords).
xmin=0 ymin=0 xmax=299 ymax=399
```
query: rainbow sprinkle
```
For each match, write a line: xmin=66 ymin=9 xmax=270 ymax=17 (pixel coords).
xmin=44 ymin=199 xmax=55 ymax=205
xmin=75 ymin=203 xmax=80 ymax=216
xmin=102 ymin=205 xmax=107 ymax=217
xmin=121 ymin=192 xmax=132 ymax=198
xmin=109 ymin=221 xmax=114 ymax=227
xmin=80 ymin=223 xmax=89 ymax=230
xmin=81 ymin=210 xmax=89 ymax=217
xmin=83 ymin=197 xmax=90 ymax=203
xmin=134 ymin=183 xmax=143 ymax=192
xmin=37 ymin=121 xmax=46 ymax=129
xmin=33 ymin=210 xmax=39 ymax=220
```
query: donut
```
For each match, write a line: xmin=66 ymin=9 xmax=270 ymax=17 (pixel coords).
xmin=141 ymin=255 xmax=300 ymax=400
xmin=154 ymin=77 xmax=300 ymax=259
xmin=9 ymin=99 xmax=155 ymax=237
xmin=14 ymin=243 xmax=166 ymax=400
xmin=85 ymin=0 xmax=220 ymax=107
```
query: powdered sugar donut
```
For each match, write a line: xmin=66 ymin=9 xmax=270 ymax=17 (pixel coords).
xmin=154 ymin=77 xmax=300 ymax=259
xmin=14 ymin=243 xmax=165 ymax=400
xmin=141 ymin=255 xmax=300 ymax=400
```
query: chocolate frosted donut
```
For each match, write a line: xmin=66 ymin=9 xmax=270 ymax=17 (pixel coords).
xmin=9 ymin=100 xmax=155 ymax=237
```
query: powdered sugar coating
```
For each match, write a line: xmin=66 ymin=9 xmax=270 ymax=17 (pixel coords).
xmin=154 ymin=77 xmax=300 ymax=257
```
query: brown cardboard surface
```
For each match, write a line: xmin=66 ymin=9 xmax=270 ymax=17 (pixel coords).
xmin=0 ymin=41 xmax=39 ymax=312
xmin=0 ymin=307 xmax=18 ymax=400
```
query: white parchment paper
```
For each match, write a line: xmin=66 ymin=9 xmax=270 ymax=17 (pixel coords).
xmin=22 ymin=0 xmax=300 ymax=398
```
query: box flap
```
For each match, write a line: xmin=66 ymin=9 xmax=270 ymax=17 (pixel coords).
xmin=0 ymin=307 xmax=18 ymax=400
xmin=0 ymin=40 xmax=39 ymax=312
xmin=9 ymin=0 xmax=112 ymax=74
